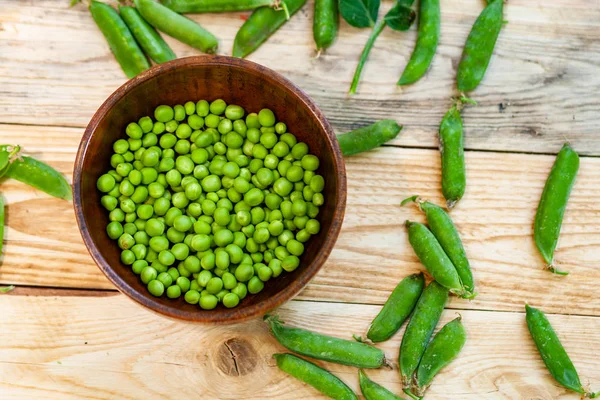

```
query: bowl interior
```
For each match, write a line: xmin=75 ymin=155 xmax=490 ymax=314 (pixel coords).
xmin=75 ymin=56 xmax=345 ymax=323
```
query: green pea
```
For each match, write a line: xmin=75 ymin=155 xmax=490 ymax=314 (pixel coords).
xmin=218 ymin=292 xmax=238 ymax=308
xmin=291 ymin=142 xmax=309 ymax=160
xmin=313 ymin=193 xmax=324 ymax=207
xmin=113 ymin=139 xmax=129 ymax=154
xmin=107 ymin=221 xmax=124 ymax=239
xmin=141 ymin=266 xmax=158 ymax=284
xmin=147 ymin=280 xmax=165 ymax=297
xmin=199 ymin=294 xmax=218 ymax=309
xmin=282 ymin=255 xmax=300 ymax=272
xmin=132 ymin=260 xmax=148 ymax=274
xmin=197 ymin=269 xmax=213 ymax=287
xmin=244 ymin=188 xmax=264 ymax=206
xmin=247 ymin=276 xmax=264 ymax=294
xmin=230 ymin=282 xmax=247 ymax=300
xmin=118 ymin=233 xmax=135 ymax=250
xmin=206 ymin=276 xmax=224 ymax=294
xmin=258 ymin=108 xmax=275 ymax=127
xmin=185 ymin=289 xmax=201 ymax=304
xmin=145 ymin=218 xmax=165 ymax=237
xmin=149 ymin=236 xmax=169 ymax=252
xmin=194 ymin=99 xmax=208 ymax=116
xmin=97 ymin=174 xmax=116 ymax=193
xmin=152 ymin=121 xmax=166 ymax=134
xmin=234 ymin=263 xmax=254 ymax=282
xmin=214 ymin=229 xmax=234 ymax=247
xmin=222 ymin=272 xmax=237 ymax=290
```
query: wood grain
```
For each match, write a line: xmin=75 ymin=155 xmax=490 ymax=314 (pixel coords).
xmin=2 ymin=123 xmax=600 ymax=316
xmin=1 ymin=0 xmax=599 ymax=154
xmin=0 ymin=295 xmax=598 ymax=399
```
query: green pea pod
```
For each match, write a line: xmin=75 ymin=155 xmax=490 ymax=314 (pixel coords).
xmin=534 ymin=143 xmax=579 ymax=275
xmin=0 ymin=195 xmax=4 ymax=255
xmin=135 ymin=0 xmax=219 ymax=54
xmin=414 ymin=316 xmax=467 ymax=397
xmin=526 ymin=305 xmax=599 ymax=398
xmin=367 ymin=273 xmax=425 ymax=343
xmin=399 ymin=281 xmax=448 ymax=388
xmin=89 ymin=1 xmax=150 ymax=79
xmin=405 ymin=221 xmax=470 ymax=298
xmin=402 ymin=197 xmax=475 ymax=296
xmin=314 ymin=0 xmax=339 ymax=52
xmin=438 ymin=104 xmax=466 ymax=208
xmin=0 ymin=145 xmax=71 ymax=201
xmin=162 ymin=0 xmax=280 ymax=13
xmin=398 ymin=0 xmax=440 ymax=85
xmin=119 ymin=6 xmax=176 ymax=64
xmin=359 ymin=370 xmax=405 ymax=400
xmin=233 ymin=0 xmax=307 ymax=58
xmin=337 ymin=120 xmax=402 ymax=156
xmin=0 ymin=145 xmax=21 ymax=179
xmin=456 ymin=0 xmax=504 ymax=93
xmin=266 ymin=315 xmax=388 ymax=368
xmin=274 ymin=353 xmax=358 ymax=400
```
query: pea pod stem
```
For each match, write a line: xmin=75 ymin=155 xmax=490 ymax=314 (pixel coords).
xmin=349 ymin=19 xmax=386 ymax=95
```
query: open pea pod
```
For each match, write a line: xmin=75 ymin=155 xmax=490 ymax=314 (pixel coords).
xmin=0 ymin=145 xmax=72 ymax=201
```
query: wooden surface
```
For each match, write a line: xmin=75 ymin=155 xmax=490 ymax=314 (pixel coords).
xmin=1 ymin=0 xmax=600 ymax=398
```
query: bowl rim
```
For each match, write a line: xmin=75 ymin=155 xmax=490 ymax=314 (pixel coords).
xmin=73 ymin=55 xmax=347 ymax=323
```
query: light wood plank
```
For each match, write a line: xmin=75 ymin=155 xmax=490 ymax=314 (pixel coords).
xmin=2 ymin=124 xmax=600 ymax=316
xmin=1 ymin=1 xmax=599 ymax=154
xmin=0 ymin=295 xmax=598 ymax=399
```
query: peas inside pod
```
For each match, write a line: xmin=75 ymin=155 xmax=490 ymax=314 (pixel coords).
xmin=97 ymin=100 xmax=325 ymax=310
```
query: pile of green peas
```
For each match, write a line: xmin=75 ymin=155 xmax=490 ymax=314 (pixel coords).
xmin=96 ymin=99 xmax=325 ymax=310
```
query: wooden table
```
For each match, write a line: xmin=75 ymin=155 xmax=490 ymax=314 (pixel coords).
xmin=1 ymin=0 xmax=599 ymax=398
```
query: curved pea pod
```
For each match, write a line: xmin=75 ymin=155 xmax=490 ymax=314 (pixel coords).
xmin=233 ymin=0 xmax=307 ymax=59
xmin=266 ymin=315 xmax=389 ymax=368
xmin=119 ymin=6 xmax=176 ymax=64
xmin=525 ymin=305 xmax=599 ymax=398
xmin=403 ymin=197 xmax=475 ymax=296
xmin=534 ymin=143 xmax=579 ymax=275
xmin=398 ymin=0 xmax=440 ymax=85
xmin=135 ymin=0 xmax=219 ymax=54
xmin=456 ymin=0 xmax=504 ymax=93
xmin=399 ymin=281 xmax=447 ymax=388
xmin=438 ymin=104 xmax=466 ymax=208
xmin=405 ymin=221 xmax=471 ymax=298
xmin=274 ymin=353 xmax=358 ymax=400
xmin=359 ymin=370 xmax=406 ymax=400
xmin=313 ymin=0 xmax=339 ymax=52
xmin=162 ymin=0 xmax=280 ymax=13
xmin=337 ymin=120 xmax=402 ymax=157
xmin=414 ymin=316 xmax=467 ymax=397
xmin=89 ymin=1 xmax=150 ymax=78
xmin=366 ymin=273 xmax=425 ymax=343
xmin=0 ymin=145 xmax=72 ymax=201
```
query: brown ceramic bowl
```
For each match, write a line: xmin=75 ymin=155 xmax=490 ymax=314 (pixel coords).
xmin=73 ymin=56 xmax=346 ymax=323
